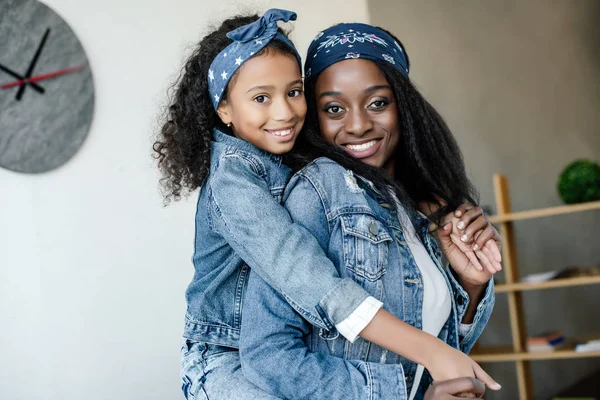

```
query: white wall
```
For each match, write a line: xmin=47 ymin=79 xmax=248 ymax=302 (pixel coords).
xmin=0 ymin=1 xmax=369 ymax=399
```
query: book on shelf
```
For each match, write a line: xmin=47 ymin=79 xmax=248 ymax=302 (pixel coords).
xmin=574 ymin=334 xmax=600 ymax=353
xmin=520 ymin=265 xmax=600 ymax=284
xmin=527 ymin=331 xmax=566 ymax=352
xmin=575 ymin=341 xmax=600 ymax=353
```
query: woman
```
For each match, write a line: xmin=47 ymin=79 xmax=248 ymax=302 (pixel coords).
xmin=238 ymin=23 xmax=500 ymax=399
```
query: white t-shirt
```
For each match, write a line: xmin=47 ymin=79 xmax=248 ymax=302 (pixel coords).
xmin=398 ymin=209 xmax=452 ymax=400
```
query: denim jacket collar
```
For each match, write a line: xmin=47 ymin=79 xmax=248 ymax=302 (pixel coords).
xmin=212 ymin=128 xmax=283 ymax=165
xmin=353 ymin=172 xmax=432 ymax=236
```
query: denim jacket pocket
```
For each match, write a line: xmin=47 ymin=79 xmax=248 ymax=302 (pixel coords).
xmin=341 ymin=214 xmax=392 ymax=282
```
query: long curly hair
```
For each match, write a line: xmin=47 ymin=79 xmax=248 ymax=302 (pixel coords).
xmin=153 ymin=14 xmax=295 ymax=203
xmin=286 ymin=26 xmax=478 ymax=224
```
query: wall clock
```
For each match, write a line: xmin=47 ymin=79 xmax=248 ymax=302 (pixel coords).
xmin=0 ymin=0 xmax=95 ymax=173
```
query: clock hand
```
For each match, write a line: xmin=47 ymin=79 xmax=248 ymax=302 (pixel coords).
xmin=0 ymin=63 xmax=45 ymax=93
xmin=1 ymin=65 xmax=86 ymax=89
xmin=16 ymin=28 xmax=50 ymax=101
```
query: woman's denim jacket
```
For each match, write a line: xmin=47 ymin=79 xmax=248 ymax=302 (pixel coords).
xmin=239 ymin=158 xmax=495 ymax=400
xmin=184 ymin=130 xmax=373 ymax=348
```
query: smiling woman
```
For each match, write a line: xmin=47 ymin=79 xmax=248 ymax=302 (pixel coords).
xmin=315 ymin=59 xmax=399 ymax=175
xmin=237 ymin=22 xmax=502 ymax=400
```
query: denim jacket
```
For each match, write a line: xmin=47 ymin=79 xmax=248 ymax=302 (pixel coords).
xmin=240 ymin=158 xmax=495 ymax=399
xmin=184 ymin=130 xmax=373 ymax=348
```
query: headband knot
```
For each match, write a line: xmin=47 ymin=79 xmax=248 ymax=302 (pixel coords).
xmin=208 ymin=9 xmax=301 ymax=110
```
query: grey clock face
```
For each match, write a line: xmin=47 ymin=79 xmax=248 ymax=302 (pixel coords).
xmin=0 ymin=0 xmax=95 ymax=173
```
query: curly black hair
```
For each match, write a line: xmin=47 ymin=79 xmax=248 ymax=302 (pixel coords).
xmin=153 ymin=14 xmax=296 ymax=202
xmin=286 ymin=26 xmax=478 ymax=224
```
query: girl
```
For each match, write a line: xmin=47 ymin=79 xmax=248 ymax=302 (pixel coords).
xmin=154 ymin=10 xmax=500 ymax=399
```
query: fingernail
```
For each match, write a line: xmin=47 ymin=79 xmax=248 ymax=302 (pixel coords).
xmin=457 ymin=220 xmax=465 ymax=229
xmin=455 ymin=210 xmax=462 ymax=217
xmin=472 ymin=243 xmax=479 ymax=251
xmin=444 ymin=223 xmax=452 ymax=231
xmin=491 ymin=382 xmax=502 ymax=390
xmin=461 ymin=234 xmax=468 ymax=242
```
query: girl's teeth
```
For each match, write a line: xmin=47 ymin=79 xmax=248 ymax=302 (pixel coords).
xmin=346 ymin=140 xmax=377 ymax=151
xmin=269 ymin=128 xmax=293 ymax=136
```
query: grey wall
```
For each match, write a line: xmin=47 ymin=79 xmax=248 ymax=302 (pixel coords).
xmin=367 ymin=1 xmax=600 ymax=398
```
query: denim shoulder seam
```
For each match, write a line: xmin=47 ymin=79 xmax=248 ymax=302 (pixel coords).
xmin=221 ymin=148 xmax=267 ymax=179
xmin=296 ymin=169 xmax=334 ymax=234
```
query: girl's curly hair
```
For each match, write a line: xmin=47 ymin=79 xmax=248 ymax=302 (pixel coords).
xmin=153 ymin=14 xmax=294 ymax=203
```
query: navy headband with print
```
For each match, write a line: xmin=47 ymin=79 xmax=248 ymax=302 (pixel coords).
xmin=208 ymin=8 xmax=301 ymax=110
xmin=304 ymin=23 xmax=408 ymax=82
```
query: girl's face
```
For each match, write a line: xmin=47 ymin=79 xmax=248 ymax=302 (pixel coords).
xmin=314 ymin=59 xmax=400 ymax=175
xmin=217 ymin=50 xmax=306 ymax=155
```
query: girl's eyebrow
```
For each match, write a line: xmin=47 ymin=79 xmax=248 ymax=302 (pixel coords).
xmin=319 ymin=85 xmax=391 ymax=99
xmin=246 ymin=79 xmax=303 ymax=93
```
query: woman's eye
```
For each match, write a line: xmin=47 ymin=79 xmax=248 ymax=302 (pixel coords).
xmin=368 ymin=100 xmax=389 ymax=109
xmin=254 ymin=95 xmax=268 ymax=103
xmin=288 ymin=89 xmax=303 ymax=97
xmin=325 ymin=105 xmax=344 ymax=115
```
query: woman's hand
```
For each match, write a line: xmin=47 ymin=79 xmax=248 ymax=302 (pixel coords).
xmin=424 ymin=377 xmax=486 ymax=399
xmin=436 ymin=205 xmax=502 ymax=287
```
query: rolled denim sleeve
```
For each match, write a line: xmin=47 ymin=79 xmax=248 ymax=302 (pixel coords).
xmin=446 ymin=269 xmax=495 ymax=354
xmin=240 ymin=271 xmax=408 ymax=400
xmin=208 ymin=154 xmax=371 ymax=330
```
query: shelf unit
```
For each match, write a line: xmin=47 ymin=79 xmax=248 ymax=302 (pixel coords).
xmin=470 ymin=175 xmax=600 ymax=399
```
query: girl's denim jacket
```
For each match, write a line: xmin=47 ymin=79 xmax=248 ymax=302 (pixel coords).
xmin=184 ymin=130 xmax=373 ymax=348
xmin=239 ymin=158 xmax=495 ymax=400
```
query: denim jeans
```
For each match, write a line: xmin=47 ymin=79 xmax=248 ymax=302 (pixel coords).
xmin=181 ymin=339 xmax=280 ymax=400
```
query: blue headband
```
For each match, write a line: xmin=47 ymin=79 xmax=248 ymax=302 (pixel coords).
xmin=208 ymin=9 xmax=301 ymax=110
xmin=304 ymin=23 xmax=408 ymax=82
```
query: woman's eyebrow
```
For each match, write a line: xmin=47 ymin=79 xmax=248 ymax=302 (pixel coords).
xmin=318 ymin=91 xmax=341 ymax=99
xmin=319 ymin=85 xmax=391 ymax=99
xmin=365 ymin=85 xmax=391 ymax=93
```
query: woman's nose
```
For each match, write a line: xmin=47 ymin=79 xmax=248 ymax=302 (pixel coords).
xmin=345 ymin=109 xmax=373 ymax=136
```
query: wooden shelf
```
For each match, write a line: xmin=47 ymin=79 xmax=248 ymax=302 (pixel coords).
xmin=495 ymin=275 xmax=600 ymax=293
xmin=472 ymin=345 xmax=600 ymax=363
xmin=488 ymin=200 xmax=600 ymax=223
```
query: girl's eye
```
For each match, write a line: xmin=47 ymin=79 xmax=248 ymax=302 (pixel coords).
xmin=288 ymin=89 xmax=303 ymax=97
xmin=325 ymin=105 xmax=344 ymax=115
xmin=254 ymin=95 xmax=268 ymax=103
xmin=368 ymin=99 xmax=389 ymax=109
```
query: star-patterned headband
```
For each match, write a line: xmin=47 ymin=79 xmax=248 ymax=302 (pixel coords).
xmin=208 ymin=8 xmax=301 ymax=110
xmin=304 ymin=23 xmax=409 ymax=83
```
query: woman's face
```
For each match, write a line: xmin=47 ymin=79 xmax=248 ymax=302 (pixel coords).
xmin=314 ymin=59 xmax=400 ymax=175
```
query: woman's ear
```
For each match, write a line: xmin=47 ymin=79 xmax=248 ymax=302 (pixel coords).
xmin=217 ymin=100 xmax=232 ymax=126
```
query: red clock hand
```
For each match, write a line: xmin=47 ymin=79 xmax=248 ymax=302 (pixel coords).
xmin=1 ymin=65 xmax=86 ymax=89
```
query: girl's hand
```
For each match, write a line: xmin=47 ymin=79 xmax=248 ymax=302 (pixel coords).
xmin=423 ymin=378 xmax=485 ymax=400
xmin=424 ymin=377 xmax=486 ymax=399
xmin=426 ymin=340 xmax=501 ymax=393
xmin=436 ymin=205 xmax=502 ymax=286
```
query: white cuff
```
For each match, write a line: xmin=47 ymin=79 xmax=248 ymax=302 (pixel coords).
xmin=335 ymin=296 xmax=383 ymax=343
xmin=459 ymin=323 xmax=473 ymax=337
